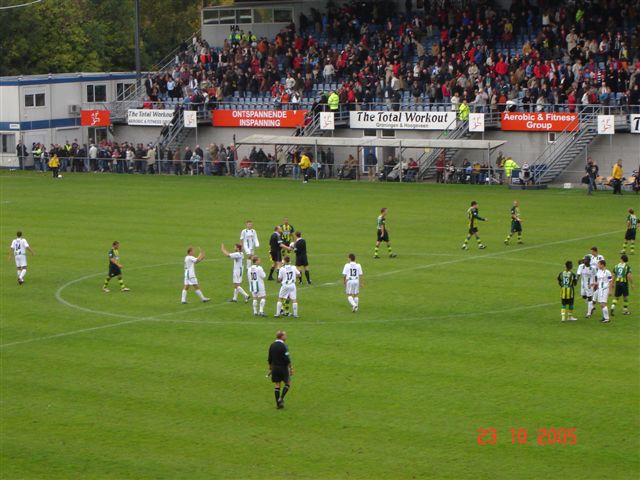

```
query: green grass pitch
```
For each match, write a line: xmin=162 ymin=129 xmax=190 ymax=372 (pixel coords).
xmin=1 ymin=172 xmax=638 ymax=479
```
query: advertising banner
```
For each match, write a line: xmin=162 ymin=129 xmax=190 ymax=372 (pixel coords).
xmin=80 ymin=109 xmax=111 ymax=127
xmin=319 ymin=112 xmax=335 ymax=130
xmin=183 ymin=110 xmax=198 ymax=128
xmin=630 ymin=114 xmax=640 ymax=134
xmin=127 ymin=109 xmax=174 ymax=126
xmin=349 ymin=110 xmax=456 ymax=130
xmin=212 ymin=110 xmax=307 ymax=128
xmin=500 ymin=112 xmax=579 ymax=132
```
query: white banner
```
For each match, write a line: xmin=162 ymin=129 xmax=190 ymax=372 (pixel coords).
xmin=631 ymin=114 xmax=640 ymax=134
xmin=349 ymin=110 xmax=457 ymax=130
xmin=468 ymin=113 xmax=485 ymax=132
xmin=183 ymin=110 xmax=197 ymax=128
xmin=597 ymin=115 xmax=615 ymax=135
xmin=127 ymin=109 xmax=174 ymax=126
xmin=319 ymin=112 xmax=335 ymax=130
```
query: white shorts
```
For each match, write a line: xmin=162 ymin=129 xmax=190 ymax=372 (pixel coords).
xmin=15 ymin=255 xmax=27 ymax=268
xmin=233 ymin=271 xmax=243 ymax=284
xmin=184 ymin=275 xmax=199 ymax=286
xmin=345 ymin=280 xmax=360 ymax=295
xmin=251 ymin=288 xmax=266 ymax=298
xmin=593 ymin=288 xmax=609 ymax=304
xmin=580 ymin=285 xmax=593 ymax=298
xmin=278 ymin=284 xmax=297 ymax=300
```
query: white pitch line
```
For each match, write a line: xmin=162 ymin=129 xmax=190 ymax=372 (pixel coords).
xmin=1 ymin=230 xmax=620 ymax=349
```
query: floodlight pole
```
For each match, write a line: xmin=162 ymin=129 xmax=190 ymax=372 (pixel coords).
xmin=134 ymin=0 xmax=142 ymax=86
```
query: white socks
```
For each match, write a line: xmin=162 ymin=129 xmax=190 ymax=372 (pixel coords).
xmin=181 ymin=290 xmax=187 ymax=303
xmin=18 ymin=269 xmax=26 ymax=281
xmin=236 ymin=286 xmax=249 ymax=298
xmin=276 ymin=301 xmax=283 ymax=315
xmin=259 ymin=298 xmax=265 ymax=313
xmin=195 ymin=289 xmax=205 ymax=300
xmin=602 ymin=306 xmax=609 ymax=320
xmin=292 ymin=303 xmax=298 ymax=316
xmin=253 ymin=299 xmax=258 ymax=314
xmin=587 ymin=301 xmax=593 ymax=316
xmin=348 ymin=295 xmax=356 ymax=307
xmin=354 ymin=297 xmax=359 ymax=307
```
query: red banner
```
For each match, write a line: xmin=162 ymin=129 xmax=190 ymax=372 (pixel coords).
xmin=212 ymin=110 xmax=307 ymax=128
xmin=80 ymin=110 xmax=111 ymax=127
xmin=501 ymin=112 xmax=579 ymax=132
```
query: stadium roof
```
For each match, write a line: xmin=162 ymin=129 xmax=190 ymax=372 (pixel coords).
xmin=236 ymin=135 xmax=507 ymax=150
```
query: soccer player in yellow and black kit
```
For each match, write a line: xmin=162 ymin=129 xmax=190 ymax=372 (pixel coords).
xmin=558 ymin=260 xmax=577 ymax=322
xmin=621 ymin=208 xmax=637 ymax=254
xmin=462 ymin=201 xmax=487 ymax=250
xmin=103 ymin=241 xmax=130 ymax=292
xmin=611 ymin=255 xmax=633 ymax=316
xmin=280 ymin=217 xmax=295 ymax=249
xmin=504 ymin=200 xmax=523 ymax=245
xmin=374 ymin=207 xmax=397 ymax=258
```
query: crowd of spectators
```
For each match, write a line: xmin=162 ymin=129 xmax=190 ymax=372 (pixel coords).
xmin=137 ymin=0 xmax=640 ymax=115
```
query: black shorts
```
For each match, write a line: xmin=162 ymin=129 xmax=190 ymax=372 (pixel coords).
xmin=561 ymin=298 xmax=574 ymax=307
xmin=270 ymin=249 xmax=282 ymax=263
xmin=295 ymin=255 xmax=308 ymax=267
xmin=615 ymin=283 xmax=629 ymax=297
xmin=625 ymin=229 xmax=636 ymax=241
xmin=511 ymin=221 xmax=522 ymax=233
xmin=377 ymin=229 xmax=389 ymax=242
xmin=108 ymin=265 xmax=122 ymax=277
xmin=468 ymin=227 xmax=478 ymax=235
xmin=271 ymin=366 xmax=290 ymax=383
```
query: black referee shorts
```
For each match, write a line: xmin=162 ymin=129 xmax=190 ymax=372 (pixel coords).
xmin=295 ymin=255 xmax=308 ymax=267
xmin=271 ymin=366 xmax=290 ymax=383
xmin=270 ymin=249 xmax=282 ymax=263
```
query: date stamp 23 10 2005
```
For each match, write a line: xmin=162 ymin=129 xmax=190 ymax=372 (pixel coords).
xmin=477 ymin=427 xmax=577 ymax=445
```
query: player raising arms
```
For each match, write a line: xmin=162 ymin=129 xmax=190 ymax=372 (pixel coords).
xmin=558 ymin=260 xmax=577 ymax=322
xmin=462 ymin=201 xmax=487 ymax=250
xmin=592 ymin=260 xmax=614 ymax=323
xmin=621 ymin=208 xmax=636 ymax=254
xmin=504 ymin=200 xmax=523 ymax=245
xmin=248 ymin=256 xmax=267 ymax=316
xmin=374 ymin=207 xmax=397 ymax=259
xmin=576 ymin=256 xmax=597 ymax=318
xmin=240 ymin=220 xmax=260 ymax=270
xmin=181 ymin=246 xmax=210 ymax=304
xmin=221 ymin=243 xmax=250 ymax=303
xmin=342 ymin=253 xmax=364 ymax=312
xmin=611 ymin=255 xmax=633 ymax=316
xmin=275 ymin=256 xmax=301 ymax=318
xmin=103 ymin=241 xmax=130 ymax=293
xmin=8 ymin=231 xmax=34 ymax=285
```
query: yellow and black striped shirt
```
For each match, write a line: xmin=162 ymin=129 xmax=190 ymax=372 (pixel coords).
xmin=557 ymin=270 xmax=577 ymax=299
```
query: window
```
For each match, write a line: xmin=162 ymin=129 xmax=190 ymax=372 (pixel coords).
xmin=88 ymin=127 xmax=108 ymax=145
xmin=219 ymin=9 xmax=235 ymax=24
xmin=381 ymin=129 xmax=396 ymax=138
xmin=1 ymin=134 xmax=16 ymax=153
xmin=203 ymin=9 xmax=219 ymax=24
xmin=87 ymin=84 xmax=107 ymax=103
xmin=274 ymin=8 xmax=293 ymax=23
xmin=253 ymin=7 xmax=272 ymax=23
xmin=24 ymin=93 xmax=45 ymax=108
xmin=116 ymin=82 xmax=135 ymax=101
xmin=236 ymin=8 xmax=251 ymax=23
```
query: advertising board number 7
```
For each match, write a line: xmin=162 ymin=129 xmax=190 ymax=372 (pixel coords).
xmin=631 ymin=114 xmax=640 ymax=134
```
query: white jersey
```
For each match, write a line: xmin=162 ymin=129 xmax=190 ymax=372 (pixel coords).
xmin=576 ymin=263 xmax=597 ymax=292
xmin=248 ymin=265 xmax=266 ymax=296
xmin=342 ymin=262 xmax=363 ymax=281
xmin=10 ymin=238 xmax=29 ymax=256
xmin=595 ymin=269 xmax=612 ymax=290
xmin=229 ymin=251 xmax=244 ymax=282
xmin=240 ymin=228 xmax=260 ymax=254
xmin=278 ymin=264 xmax=300 ymax=286
xmin=184 ymin=255 xmax=198 ymax=283
xmin=589 ymin=254 xmax=605 ymax=269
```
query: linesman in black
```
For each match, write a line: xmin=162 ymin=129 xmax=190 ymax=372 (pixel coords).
xmin=268 ymin=330 xmax=293 ymax=409
xmin=292 ymin=231 xmax=311 ymax=284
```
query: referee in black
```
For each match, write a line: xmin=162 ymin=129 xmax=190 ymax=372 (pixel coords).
xmin=292 ymin=231 xmax=311 ymax=285
xmin=268 ymin=226 xmax=290 ymax=280
xmin=268 ymin=330 xmax=293 ymax=409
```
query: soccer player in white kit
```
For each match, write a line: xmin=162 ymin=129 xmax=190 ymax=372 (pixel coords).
xmin=342 ymin=253 xmax=364 ymax=312
xmin=221 ymin=243 xmax=250 ymax=302
xmin=240 ymin=220 xmax=260 ymax=270
xmin=592 ymin=259 xmax=613 ymax=323
xmin=275 ymin=256 xmax=301 ymax=318
xmin=588 ymin=246 xmax=605 ymax=269
xmin=576 ymin=255 xmax=597 ymax=318
xmin=8 ymin=231 xmax=34 ymax=285
xmin=182 ymin=246 xmax=210 ymax=304
xmin=248 ymin=256 xmax=267 ymax=316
